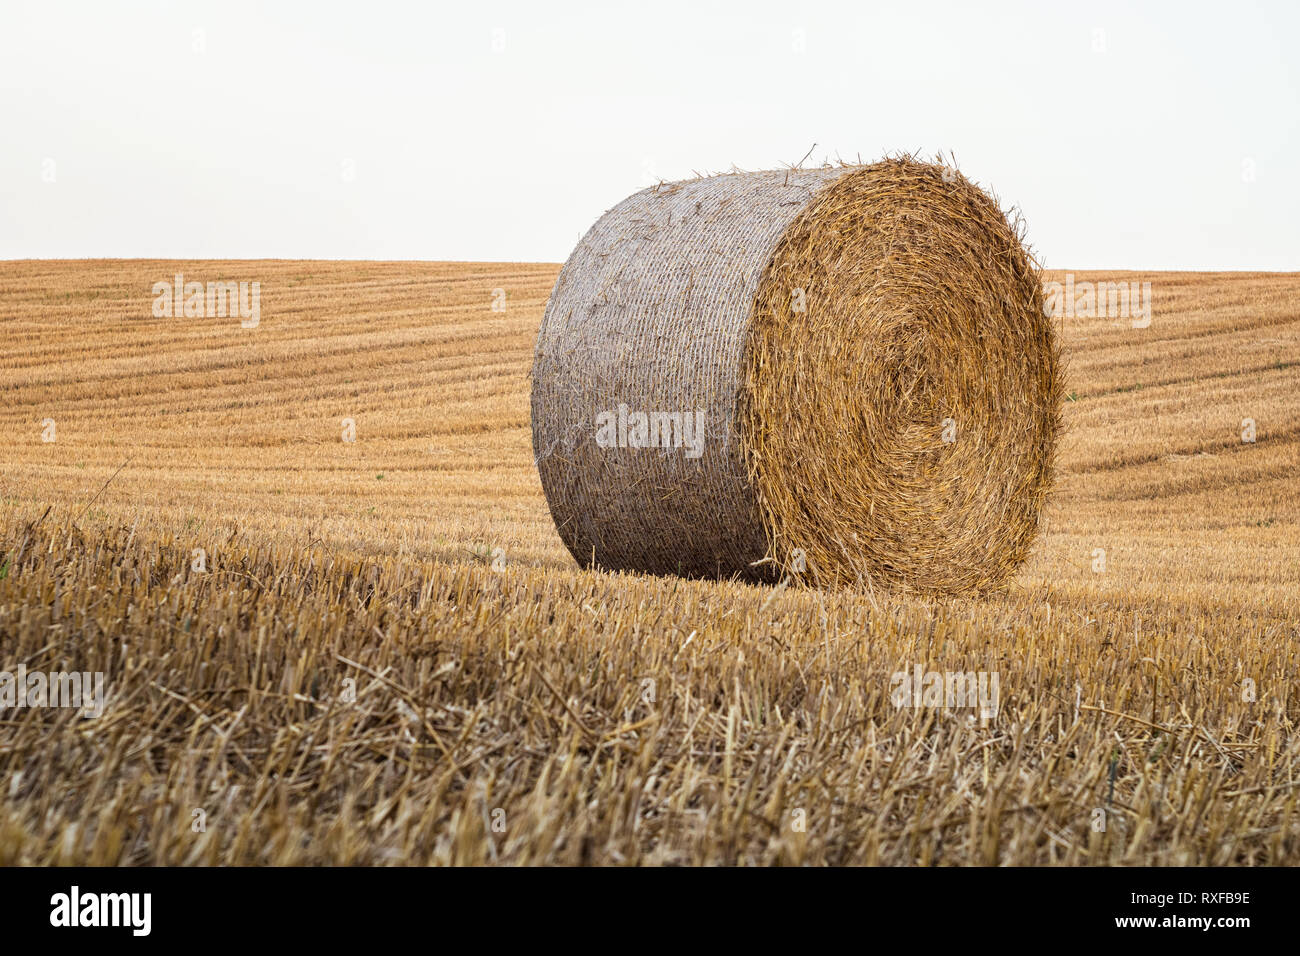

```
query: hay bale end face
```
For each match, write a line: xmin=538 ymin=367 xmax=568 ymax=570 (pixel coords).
xmin=531 ymin=157 xmax=1063 ymax=593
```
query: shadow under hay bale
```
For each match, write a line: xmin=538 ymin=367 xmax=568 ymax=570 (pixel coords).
xmin=531 ymin=157 xmax=1063 ymax=593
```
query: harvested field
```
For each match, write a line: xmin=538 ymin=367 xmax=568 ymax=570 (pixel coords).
xmin=1 ymin=260 xmax=1299 ymax=864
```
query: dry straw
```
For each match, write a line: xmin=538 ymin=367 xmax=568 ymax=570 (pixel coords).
xmin=531 ymin=156 xmax=1063 ymax=593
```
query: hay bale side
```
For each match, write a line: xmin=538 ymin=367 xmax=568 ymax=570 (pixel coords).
xmin=532 ymin=158 xmax=1062 ymax=591
xmin=531 ymin=168 xmax=849 ymax=578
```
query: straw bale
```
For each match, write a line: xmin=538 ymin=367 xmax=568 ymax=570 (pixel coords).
xmin=531 ymin=158 xmax=1062 ymax=591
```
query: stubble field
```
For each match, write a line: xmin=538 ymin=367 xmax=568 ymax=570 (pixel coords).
xmin=0 ymin=260 xmax=1298 ymax=864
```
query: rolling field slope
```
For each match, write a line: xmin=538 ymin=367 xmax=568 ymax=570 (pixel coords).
xmin=0 ymin=261 xmax=1298 ymax=864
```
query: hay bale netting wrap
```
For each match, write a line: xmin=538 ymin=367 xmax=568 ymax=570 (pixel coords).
xmin=531 ymin=158 xmax=1063 ymax=592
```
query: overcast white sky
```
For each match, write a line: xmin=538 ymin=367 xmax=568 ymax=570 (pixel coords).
xmin=1 ymin=0 xmax=1296 ymax=269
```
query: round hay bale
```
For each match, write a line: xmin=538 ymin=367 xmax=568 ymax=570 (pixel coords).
xmin=531 ymin=157 xmax=1062 ymax=592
